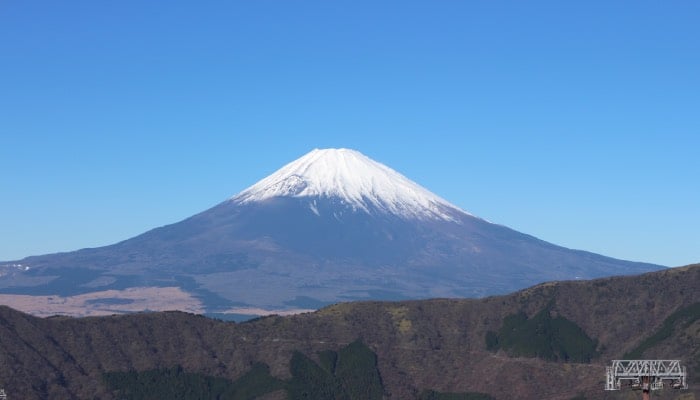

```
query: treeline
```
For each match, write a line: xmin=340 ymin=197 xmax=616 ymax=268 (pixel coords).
xmin=104 ymin=339 xmax=491 ymax=400
xmin=103 ymin=362 xmax=282 ymax=400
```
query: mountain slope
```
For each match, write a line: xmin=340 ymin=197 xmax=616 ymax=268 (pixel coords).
xmin=0 ymin=148 xmax=662 ymax=316
xmin=0 ymin=264 xmax=697 ymax=400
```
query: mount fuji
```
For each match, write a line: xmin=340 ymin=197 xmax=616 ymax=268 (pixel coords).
xmin=0 ymin=148 xmax=662 ymax=317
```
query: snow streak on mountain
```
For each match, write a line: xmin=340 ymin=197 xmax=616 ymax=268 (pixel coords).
xmin=233 ymin=148 xmax=465 ymax=221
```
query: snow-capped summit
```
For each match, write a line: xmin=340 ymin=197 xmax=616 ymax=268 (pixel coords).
xmin=233 ymin=148 xmax=464 ymax=221
xmin=3 ymin=147 xmax=663 ymax=317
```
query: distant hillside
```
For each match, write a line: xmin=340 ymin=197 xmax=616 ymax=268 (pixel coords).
xmin=0 ymin=264 xmax=698 ymax=399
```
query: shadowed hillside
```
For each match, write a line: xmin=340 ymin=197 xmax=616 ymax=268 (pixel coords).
xmin=0 ymin=264 xmax=698 ymax=399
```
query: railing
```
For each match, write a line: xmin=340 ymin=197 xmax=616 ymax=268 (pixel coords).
xmin=604 ymin=360 xmax=687 ymax=391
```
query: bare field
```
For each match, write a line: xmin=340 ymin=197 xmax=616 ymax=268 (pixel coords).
xmin=0 ymin=286 xmax=205 ymax=317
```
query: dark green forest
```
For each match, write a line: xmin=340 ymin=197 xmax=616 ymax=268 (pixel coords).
xmin=104 ymin=339 xmax=490 ymax=400
xmin=485 ymin=304 xmax=598 ymax=363
xmin=104 ymin=363 xmax=283 ymax=400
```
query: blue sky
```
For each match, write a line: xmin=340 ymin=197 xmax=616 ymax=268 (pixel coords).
xmin=1 ymin=1 xmax=698 ymax=267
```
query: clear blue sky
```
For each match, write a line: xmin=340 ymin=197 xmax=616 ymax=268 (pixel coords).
xmin=1 ymin=1 xmax=698 ymax=267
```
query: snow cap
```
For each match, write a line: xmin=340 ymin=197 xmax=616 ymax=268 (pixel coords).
xmin=233 ymin=148 xmax=467 ymax=221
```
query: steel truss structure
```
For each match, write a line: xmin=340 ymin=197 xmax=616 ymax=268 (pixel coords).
xmin=605 ymin=360 xmax=688 ymax=391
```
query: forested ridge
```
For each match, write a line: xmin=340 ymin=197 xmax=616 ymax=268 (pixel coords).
xmin=0 ymin=264 xmax=698 ymax=399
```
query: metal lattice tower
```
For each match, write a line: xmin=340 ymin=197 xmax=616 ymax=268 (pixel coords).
xmin=605 ymin=360 xmax=688 ymax=396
